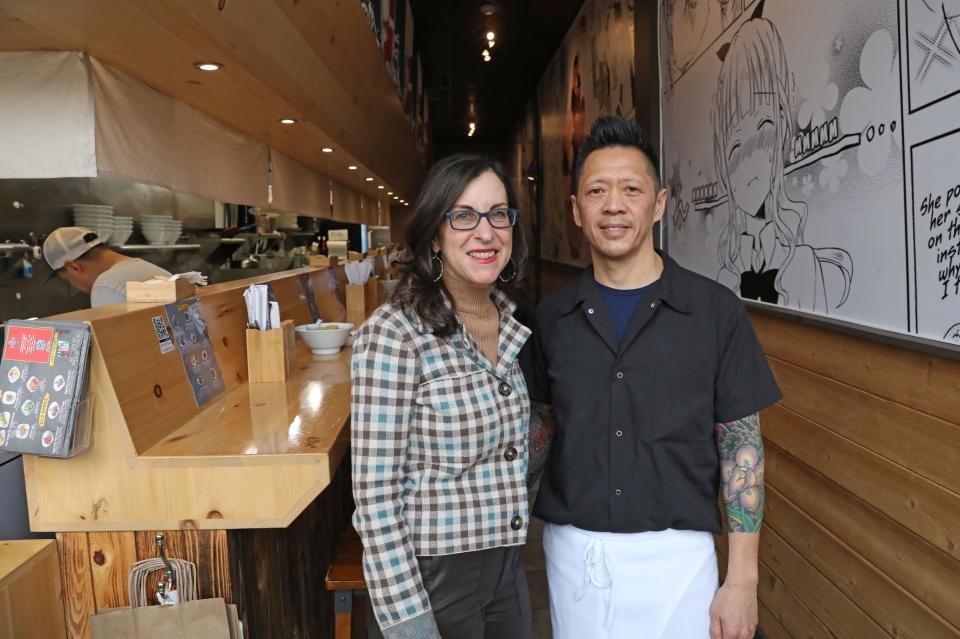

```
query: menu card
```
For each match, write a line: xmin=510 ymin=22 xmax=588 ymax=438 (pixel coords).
xmin=162 ymin=299 xmax=225 ymax=407
xmin=0 ymin=320 xmax=92 ymax=457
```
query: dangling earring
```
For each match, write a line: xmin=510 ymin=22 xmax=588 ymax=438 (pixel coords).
xmin=431 ymin=253 xmax=444 ymax=283
xmin=498 ymin=258 xmax=517 ymax=283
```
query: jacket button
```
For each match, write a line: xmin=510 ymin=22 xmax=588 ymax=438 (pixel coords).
xmin=510 ymin=515 xmax=524 ymax=530
xmin=616 ymin=430 xmax=623 ymax=437
xmin=504 ymin=446 xmax=517 ymax=461
xmin=498 ymin=382 xmax=512 ymax=396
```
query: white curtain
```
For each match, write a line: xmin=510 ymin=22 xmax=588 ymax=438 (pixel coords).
xmin=0 ymin=52 xmax=96 ymax=178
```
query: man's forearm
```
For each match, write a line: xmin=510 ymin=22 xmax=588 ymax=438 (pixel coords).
xmin=716 ymin=413 xmax=764 ymax=533
xmin=716 ymin=412 xmax=764 ymax=585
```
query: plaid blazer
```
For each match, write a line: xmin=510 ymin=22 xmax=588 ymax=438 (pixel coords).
xmin=351 ymin=289 xmax=531 ymax=631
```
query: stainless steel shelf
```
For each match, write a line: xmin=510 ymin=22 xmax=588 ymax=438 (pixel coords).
xmin=0 ymin=243 xmax=33 ymax=252
xmin=117 ymin=244 xmax=201 ymax=252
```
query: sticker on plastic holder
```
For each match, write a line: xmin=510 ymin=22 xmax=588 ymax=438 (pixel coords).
xmin=151 ymin=315 xmax=175 ymax=354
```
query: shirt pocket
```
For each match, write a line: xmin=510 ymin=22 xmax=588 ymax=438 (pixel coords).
xmin=416 ymin=369 xmax=492 ymax=463
xmin=653 ymin=364 xmax=715 ymax=443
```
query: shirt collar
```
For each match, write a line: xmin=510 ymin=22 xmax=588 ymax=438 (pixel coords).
xmin=564 ymin=252 xmax=693 ymax=315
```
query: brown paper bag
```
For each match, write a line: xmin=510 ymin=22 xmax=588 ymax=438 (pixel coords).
xmin=91 ymin=598 xmax=235 ymax=639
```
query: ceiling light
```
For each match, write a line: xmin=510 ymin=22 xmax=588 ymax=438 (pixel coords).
xmin=377 ymin=185 xmax=385 ymax=189
xmin=393 ymin=196 xmax=399 ymax=200
xmin=279 ymin=118 xmax=297 ymax=125
xmin=488 ymin=39 xmax=496 ymax=48
xmin=486 ymin=31 xmax=496 ymax=41
xmin=194 ymin=62 xmax=223 ymax=71
xmin=482 ymin=49 xmax=491 ymax=61
xmin=365 ymin=177 xmax=374 ymax=182
xmin=348 ymin=165 xmax=358 ymax=170
xmin=321 ymin=147 xmax=334 ymax=153
xmin=387 ymin=191 xmax=394 ymax=195
xmin=480 ymin=3 xmax=496 ymax=16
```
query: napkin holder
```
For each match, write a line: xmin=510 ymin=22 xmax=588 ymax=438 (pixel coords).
xmin=126 ymin=276 xmax=195 ymax=303
xmin=346 ymin=277 xmax=379 ymax=326
xmin=246 ymin=320 xmax=296 ymax=383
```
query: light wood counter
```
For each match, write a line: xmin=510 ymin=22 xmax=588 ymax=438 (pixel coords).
xmin=0 ymin=540 xmax=67 ymax=639
xmin=22 ymin=266 xmax=358 ymax=532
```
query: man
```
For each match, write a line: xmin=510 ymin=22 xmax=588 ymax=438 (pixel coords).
xmin=43 ymin=226 xmax=171 ymax=307
xmin=525 ymin=116 xmax=781 ymax=639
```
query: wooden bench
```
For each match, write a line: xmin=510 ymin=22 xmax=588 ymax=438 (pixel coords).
xmin=324 ymin=527 xmax=366 ymax=639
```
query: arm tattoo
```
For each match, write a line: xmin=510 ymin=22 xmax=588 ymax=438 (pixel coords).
xmin=716 ymin=413 xmax=764 ymax=533
xmin=527 ymin=402 xmax=556 ymax=488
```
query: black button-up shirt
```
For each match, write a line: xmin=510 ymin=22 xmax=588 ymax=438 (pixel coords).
xmin=524 ymin=256 xmax=781 ymax=534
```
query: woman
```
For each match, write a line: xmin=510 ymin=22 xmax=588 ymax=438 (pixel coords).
xmin=712 ymin=17 xmax=852 ymax=312
xmin=351 ymin=154 xmax=532 ymax=639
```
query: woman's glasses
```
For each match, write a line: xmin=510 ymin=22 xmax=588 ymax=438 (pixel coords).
xmin=443 ymin=208 xmax=519 ymax=230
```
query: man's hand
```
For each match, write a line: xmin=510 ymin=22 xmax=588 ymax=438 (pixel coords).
xmin=709 ymin=581 xmax=758 ymax=639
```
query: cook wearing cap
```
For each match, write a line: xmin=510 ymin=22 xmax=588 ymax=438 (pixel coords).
xmin=43 ymin=226 xmax=172 ymax=307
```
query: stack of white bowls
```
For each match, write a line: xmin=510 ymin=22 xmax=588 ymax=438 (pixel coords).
xmin=138 ymin=215 xmax=182 ymax=246
xmin=111 ymin=216 xmax=134 ymax=246
xmin=72 ymin=204 xmax=114 ymax=244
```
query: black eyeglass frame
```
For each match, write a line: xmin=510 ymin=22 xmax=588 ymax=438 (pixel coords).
xmin=442 ymin=207 xmax=519 ymax=230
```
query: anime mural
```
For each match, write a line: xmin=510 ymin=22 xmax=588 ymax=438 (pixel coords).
xmin=538 ymin=0 xmax=635 ymax=266
xmin=658 ymin=0 xmax=960 ymax=344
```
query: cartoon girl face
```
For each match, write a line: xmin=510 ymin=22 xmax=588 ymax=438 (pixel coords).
xmin=725 ymin=98 xmax=778 ymax=218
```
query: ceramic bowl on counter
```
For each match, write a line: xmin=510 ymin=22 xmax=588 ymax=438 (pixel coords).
xmin=294 ymin=322 xmax=354 ymax=355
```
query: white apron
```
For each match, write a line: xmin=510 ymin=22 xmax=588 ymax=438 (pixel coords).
xmin=543 ymin=524 xmax=719 ymax=639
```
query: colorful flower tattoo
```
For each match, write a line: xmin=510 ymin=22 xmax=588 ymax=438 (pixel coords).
xmin=716 ymin=413 xmax=765 ymax=533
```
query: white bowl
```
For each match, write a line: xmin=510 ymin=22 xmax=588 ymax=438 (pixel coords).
xmin=110 ymin=229 xmax=133 ymax=246
xmin=142 ymin=228 xmax=167 ymax=245
xmin=295 ymin=322 xmax=354 ymax=355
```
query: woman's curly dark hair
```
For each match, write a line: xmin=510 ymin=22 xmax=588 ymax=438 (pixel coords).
xmin=390 ymin=154 xmax=530 ymax=337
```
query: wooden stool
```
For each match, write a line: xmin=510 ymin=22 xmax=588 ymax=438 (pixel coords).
xmin=325 ymin=527 xmax=366 ymax=639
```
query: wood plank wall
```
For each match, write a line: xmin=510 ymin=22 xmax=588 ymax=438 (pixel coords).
xmin=743 ymin=312 xmax=960 ymax=639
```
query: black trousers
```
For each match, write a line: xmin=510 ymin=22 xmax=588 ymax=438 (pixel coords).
xmin=367 ymin=545 xmax=532 ymax=639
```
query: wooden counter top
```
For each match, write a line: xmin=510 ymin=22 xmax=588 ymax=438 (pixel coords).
xmin=22 ymin=266 xmax=369 ymax=532
xmin=140 ymin=345 xmax=350 ymax=463
xmin=0 ymin=540 xmax=58 ymax=589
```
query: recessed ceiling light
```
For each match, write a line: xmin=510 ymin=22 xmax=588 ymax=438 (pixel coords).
xmin=486 ymin=31 xmax=495 ymax=40
xmin=348 ymin=165 xmax=358 ymax=170
xmin=194 ymin=62 xmax=223 ymax=72
xmin=321 ymin=147 xmax=334 ymax=153
xmin=365 ymin=177 xmax=374 ymax=182
xmin=393 ymin=196 xmax=400 ymax=200
xmin=377 ymin=185 xmax=385 ymax=189
xmin=279 ymin=118 xmax=297 ymax=125
xmin=480 ymin=3 xmax=496 ymax=16
xmin=387 ymin=191 xmax=394 ymax=195
xmin=488 ymin=39 xmax=496 ymax=48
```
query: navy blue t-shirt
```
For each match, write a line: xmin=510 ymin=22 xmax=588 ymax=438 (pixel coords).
xmin=595 ymin=279 xmax=658 ymax=345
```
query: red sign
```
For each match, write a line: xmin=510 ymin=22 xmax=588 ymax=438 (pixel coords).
xmin=3 ymin=325 xmax=54 ymax=364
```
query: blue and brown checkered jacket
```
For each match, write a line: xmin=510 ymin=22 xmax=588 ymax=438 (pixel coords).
xmin=351 ymin=289 xmax=531 ymax=632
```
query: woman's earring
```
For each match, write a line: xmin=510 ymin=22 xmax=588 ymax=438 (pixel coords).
xmin=432 ymin=253 xmax=444 ymax=283
xmin=498 ymin=258 xmax=517 ymax=283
